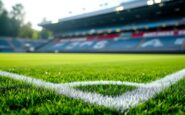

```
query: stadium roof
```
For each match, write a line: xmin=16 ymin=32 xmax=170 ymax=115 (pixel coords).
xmin=40 ymin=0 xmax=170 ymax=25
xmin=40 ymin=0 xmax=185 ymax=36
xmin=57 ymin=0 xmax=170 ymax=22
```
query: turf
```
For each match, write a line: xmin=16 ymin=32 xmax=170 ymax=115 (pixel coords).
xmin=75 ymin=85 xmax=136 ymax=96
xmin=128 ymin=78 xmax=185 ymax=114
xmin=0 ymin=77 xmax=118 ymax=114
xmin=0 ymin=53 xmax=185 ymax=114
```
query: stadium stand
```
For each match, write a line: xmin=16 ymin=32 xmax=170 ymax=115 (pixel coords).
xmin=139 ymin=36 xmax=185 ymax=51
xmin=58 ymin=19 xmax=184 ymax=37
xmin=1 ymin=0 xmax=185 ymax=53
xmin=0 ymin=38 xmax=47 ymax=52
xmin=0 ymin=38 xmax=14 ymax=52
xmin=36 ymin=0 xmax=185 ymax=53
xmin=36 ymin=30 xmax=185 ymax=53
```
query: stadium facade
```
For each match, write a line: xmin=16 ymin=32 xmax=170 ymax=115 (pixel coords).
xmin=0 ymin=0 xmax=185 ymax=53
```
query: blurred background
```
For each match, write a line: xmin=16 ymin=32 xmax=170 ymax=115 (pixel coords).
xmin=0 ymin=0 xmax=185 ymax=53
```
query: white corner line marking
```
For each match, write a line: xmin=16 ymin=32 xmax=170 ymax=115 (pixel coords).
xmin=0 ymin=69 xmax=185 ymax=112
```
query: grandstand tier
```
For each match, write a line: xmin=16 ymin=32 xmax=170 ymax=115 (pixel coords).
xmin=0 ymin=38 xmax=47 ymax=52
xmin=1 ymin=0 xmax=185 ymax=53
xmin=40 ymin=0 xmax=185 ymax=38
xmin=37 ymin=0 xmax=185 ymax=53
xmin=37 ymin=30 xmax=185 ymax=53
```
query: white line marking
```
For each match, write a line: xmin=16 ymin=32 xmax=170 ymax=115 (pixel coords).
xmin=0 ymin=69 xmax=185 ymax=112
xmin=62 ymin=81 xmax=147 ymax=87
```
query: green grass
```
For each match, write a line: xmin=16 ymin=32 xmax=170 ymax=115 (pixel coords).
xmin=129 ymin=78 xmax=185 ymax=114
xmin=75 ymin=85 xmax=136 ymax=96
xmin=0 ymin=77 xmax=118 ymax=114
xmin=0 ymin=53 xmax=185 ymax=114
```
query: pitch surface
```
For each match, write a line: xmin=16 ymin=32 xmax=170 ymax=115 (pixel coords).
xmin=0 ymin=53 xmax=185 ymax=114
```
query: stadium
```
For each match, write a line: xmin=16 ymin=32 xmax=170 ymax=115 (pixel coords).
xmin=1 ymin=0 xmax=185 ymax=53
xmin=0 ymin=0 xmax=185 ymax=114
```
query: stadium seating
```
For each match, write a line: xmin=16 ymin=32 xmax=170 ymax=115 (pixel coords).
xmin=38 ymin=39 xmax=63 ymax=52
xmin=0 ymin=38 xmax=47 ymax=52
xmin=0 ymin=39 xmax=10 ymax=47
xmin=0 ymin=38 xmax=14 ymax=52
xmin=61 ymin=19 xmax=183 ymax=37
xmin=37 ymin=31 xmax=185 ymax=53
xmin=106 ymin=38 xmax=141 ymax=52
xmin=36 ymin=0 xmax=185 ymax=53
xmin=139 ymin=36 xmax=185 ymax=51
xmin=1 ymin=30 xmax=185 ymax=53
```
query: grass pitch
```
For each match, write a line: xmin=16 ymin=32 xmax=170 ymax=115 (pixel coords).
xmin=0 ymin=53 xmax=185 ymax=114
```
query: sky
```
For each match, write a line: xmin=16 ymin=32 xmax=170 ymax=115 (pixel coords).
xmin=3 ymin=0 xmax=132 ymax=30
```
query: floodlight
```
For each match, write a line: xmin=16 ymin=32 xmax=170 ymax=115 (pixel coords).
xmin=115 ymin=6 xmax=124 ymax=12
xmin=147 ymin=0 xmax=154 ymax=5
xmin=52 ymin=19 xmax=59 ymax=24
xmin=154 ymin=0 xmax=162 ymax=4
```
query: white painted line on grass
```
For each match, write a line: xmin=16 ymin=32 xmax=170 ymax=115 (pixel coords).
xmin=62 ymin=80 xmax=147 ymax=87
xmin=0 ymin=69 xmax=185 ymax=112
